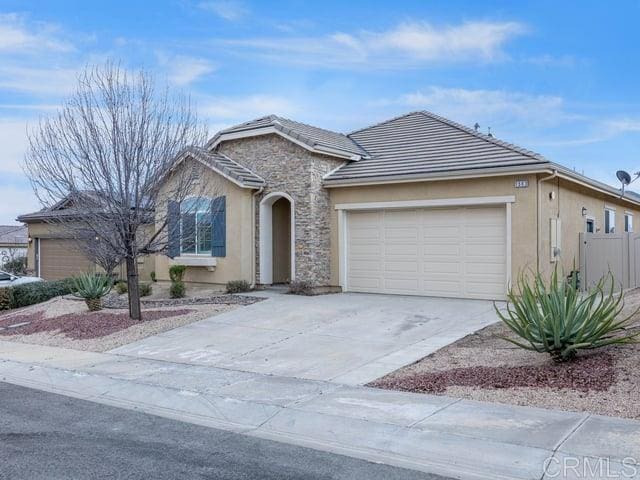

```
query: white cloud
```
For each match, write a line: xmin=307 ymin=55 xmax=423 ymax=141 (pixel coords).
xmin=198 ymin=1 xmax=248 ymax=21
xmin=0 ymin=119 xmax=30 ymax=174
xmin=157 ymin=54 xmax=215 ymax=86
xmin=197 ymin=94 xmax=298 ymax=123
xmin=536 ymin=117 xmax=640 ymax=147
xmin=222 ymin=20 xmax=526 ymax=68
xmin=0 ymin=184 xmax=40 ymax=224
xmin=0 ymin=64 xmax=78 ymax=96
xmin=0 ymin=13 xmax=73 ymax=53
xmin=375 ymin=86 xmax=570 ymax=128
xmin=602 ymin=118 xmax=640 ymax=135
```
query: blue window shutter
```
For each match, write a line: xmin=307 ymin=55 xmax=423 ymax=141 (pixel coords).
xmin=211 ymin=196 xmax=226 ymax=257
xmin=167 ymin=200 xmax=180 ymax=258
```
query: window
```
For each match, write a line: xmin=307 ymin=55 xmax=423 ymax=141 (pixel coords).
xmin=586 ymin=218 xmax=595 ymax=233
xmin=180 ymin=197 xmax=212 ymax=255
xmin=625 ymin=213 xmax=634 ymax=233
xmin=604 ymin=208 xmax=616 ymax=234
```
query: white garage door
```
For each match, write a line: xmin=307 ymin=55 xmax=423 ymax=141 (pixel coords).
xmin=346 ymin=206 xmax=507 ymax=300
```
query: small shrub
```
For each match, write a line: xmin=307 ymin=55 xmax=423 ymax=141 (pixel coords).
xmin=170 ymin=280 xmax=185 ymax=299
xmin=115 ymin=280 xmax=128 ymax=294
xmin=226 ymin=280 xmax=251 ymax=294
xmin=288 ymin=280 xmax=314 ymax=296
xmin=3 ymin=256 xmax=27 ymax=275
xmin=150 ymin=271 xmax=157 ymax=283
xmin=139 ymin=282 xmax=152 ymax=297
xmin=10 ymin=278 xmax=75 ymax=309
xmin=0 ymin=287 xmax=13 ymax=311
xmin=72 ymin=273 xmax=113 ymax=311
xmin=496 ymin=266 xmax=640 ymax=362
xmin=169 ymin=265 xmax=186 ymax=283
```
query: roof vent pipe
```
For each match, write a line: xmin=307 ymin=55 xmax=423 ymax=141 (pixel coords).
xmin=474 ymin=123 xmax=480 ymax=132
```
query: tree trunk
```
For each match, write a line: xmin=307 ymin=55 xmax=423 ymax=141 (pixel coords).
xmin=126 ymin=256 xmax=142 ymax=320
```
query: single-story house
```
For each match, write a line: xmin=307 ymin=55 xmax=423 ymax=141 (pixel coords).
xmin=0 ymin=225 xmax=28 ymax=269
xmin=19 ymin=110 xmax=640 ymax=300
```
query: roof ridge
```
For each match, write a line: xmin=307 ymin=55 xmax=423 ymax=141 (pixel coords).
xmin=219 ymin=115 xmax=277 ymax=134
xmin=347 ymin=111 xmax=424 ymax=136
xmin=415 ymin=110 xmax=547 ymax=163
xmin=273 ymin=115 xmax=354 ymax=141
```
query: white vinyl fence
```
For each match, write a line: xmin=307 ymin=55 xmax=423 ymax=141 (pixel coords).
xmin=579 ymin=232 xmax=640 ymax=290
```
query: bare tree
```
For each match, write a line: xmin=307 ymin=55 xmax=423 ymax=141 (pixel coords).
xmin=73 ymin=227 xmax=124 ymax=278
xmin=24 ymin=62 xmax=209 ymax=319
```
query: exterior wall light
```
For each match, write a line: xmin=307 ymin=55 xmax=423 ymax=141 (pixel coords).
xmin=581 ymin=207 xmax=587 ymax=217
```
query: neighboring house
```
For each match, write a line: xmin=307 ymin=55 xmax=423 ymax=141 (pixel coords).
xmin=0 ymin=225 xmax=28 ymax=269
xmin=17 ymin=197 xmax=153 ymax=281
xmin=19 ymin=110 xmax=640 ymax=299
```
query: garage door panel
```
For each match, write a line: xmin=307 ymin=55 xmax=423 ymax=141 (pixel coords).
xmin=385 ymin=244 xmax=419 ymax=256
xmin=348 ymin=277 xmax=382 ymax=290
xmin=350 ymin=229 xmax=380 ymax=242
xmin=385 ymin=227 xmax=418 ymax=241
xmin=348 ymin=242 xmax=382 ymax=255
xmin=423 ymin=225 xmax=462 ymax=238
xmin=384 ymin=261 xmax=419 ymax=273
xmin=465 ymin=263 xmax=505 ymax=275
xmin=384 ymin=209 xmax=418 ymax=224
xmin=421 ymin=261 xmax=461 ymax=274
xmin=383 ymin=277 xmax=420 ymax=292
xmin=346 ymin=205 xmax=507 ymax=300
xmin=39 ymin=238 xmax=93 ymax=281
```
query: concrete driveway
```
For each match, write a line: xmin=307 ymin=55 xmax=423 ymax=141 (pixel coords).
xmin=111 ymin=291 xmax=498 ymax=385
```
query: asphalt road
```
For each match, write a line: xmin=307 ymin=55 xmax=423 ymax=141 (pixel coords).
xmin=0 ymin=382 xmax=450 ymax=480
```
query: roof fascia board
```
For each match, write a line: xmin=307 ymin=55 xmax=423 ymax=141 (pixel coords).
xmin=210 ymin=126 xmax=361 ymax=161
xmin=550 ymin=163 xmax=638 ymax=206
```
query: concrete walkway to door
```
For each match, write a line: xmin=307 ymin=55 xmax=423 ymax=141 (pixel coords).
xmin=111 ymin=290 xmax=498 ymax=385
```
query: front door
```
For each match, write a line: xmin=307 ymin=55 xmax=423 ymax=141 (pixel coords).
xmin=272 ymin=197 xmax=291 ymax=283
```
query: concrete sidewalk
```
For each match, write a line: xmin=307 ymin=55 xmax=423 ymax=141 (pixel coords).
xmin=1 ymin=340 xmax=639 ymax=480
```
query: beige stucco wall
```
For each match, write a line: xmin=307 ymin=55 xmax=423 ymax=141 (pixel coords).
xmin=328 ymin=174 xmax=539 ymax=286
xmin=538 ymin=176 xmax=640 ymax=278
xmin=154 ymin=160 xmax=254 ymax=287
xmin=329 ymin=173 xmax=640 ymax=288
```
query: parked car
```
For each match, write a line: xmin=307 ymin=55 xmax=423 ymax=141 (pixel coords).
xmin=0 ymin=270 xmax=43 ymax=287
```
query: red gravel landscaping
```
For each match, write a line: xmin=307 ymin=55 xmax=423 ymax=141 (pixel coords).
xmin=369 ymin=353 xmax=615 ymax=394
xmin=0 ymin=309 xmax=194 ymax=340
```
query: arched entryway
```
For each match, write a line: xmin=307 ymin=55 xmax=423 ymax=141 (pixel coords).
xmin=259 ymin=192 xmax=295 ymax=284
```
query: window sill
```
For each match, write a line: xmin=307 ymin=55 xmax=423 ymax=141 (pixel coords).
xmin=170 ymin=256 xmax=217 ymax=271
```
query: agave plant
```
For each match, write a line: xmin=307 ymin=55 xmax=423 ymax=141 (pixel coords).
xmin=72 ymin=272 xmax=113 ymax=311
xmin=496 ymin=266 xmax=639 ymax=362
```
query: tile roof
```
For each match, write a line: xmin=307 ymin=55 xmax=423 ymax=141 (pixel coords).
xmin=324 ymin=111 xmax=549 ymax=184
xmin=185 ymin=146 xmax=265 ymax=188
xmin=0 ymin=225 xmax=27 ymax=245
xmin=208 ymin=115 xmax=369 ymax=159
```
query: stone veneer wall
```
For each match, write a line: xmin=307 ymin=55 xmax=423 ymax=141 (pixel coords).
xmin=217 ymin=134 xmax=345 ymax=286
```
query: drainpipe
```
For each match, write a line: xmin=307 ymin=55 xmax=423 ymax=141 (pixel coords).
xmin=537 ymin=169 xmax=558 ymax=272
xmin=251 ymin=187 xmax=264 ymax=288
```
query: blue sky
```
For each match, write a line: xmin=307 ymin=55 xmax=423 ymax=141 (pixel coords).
xmin=1 ymin=0 xmax=639 ymax=223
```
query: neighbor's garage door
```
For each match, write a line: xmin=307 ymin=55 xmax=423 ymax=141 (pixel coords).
xmin=346 ymin=206 xmax=507 ymax=300
xmin=39 ymin=238 xmax=93 ymax=280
